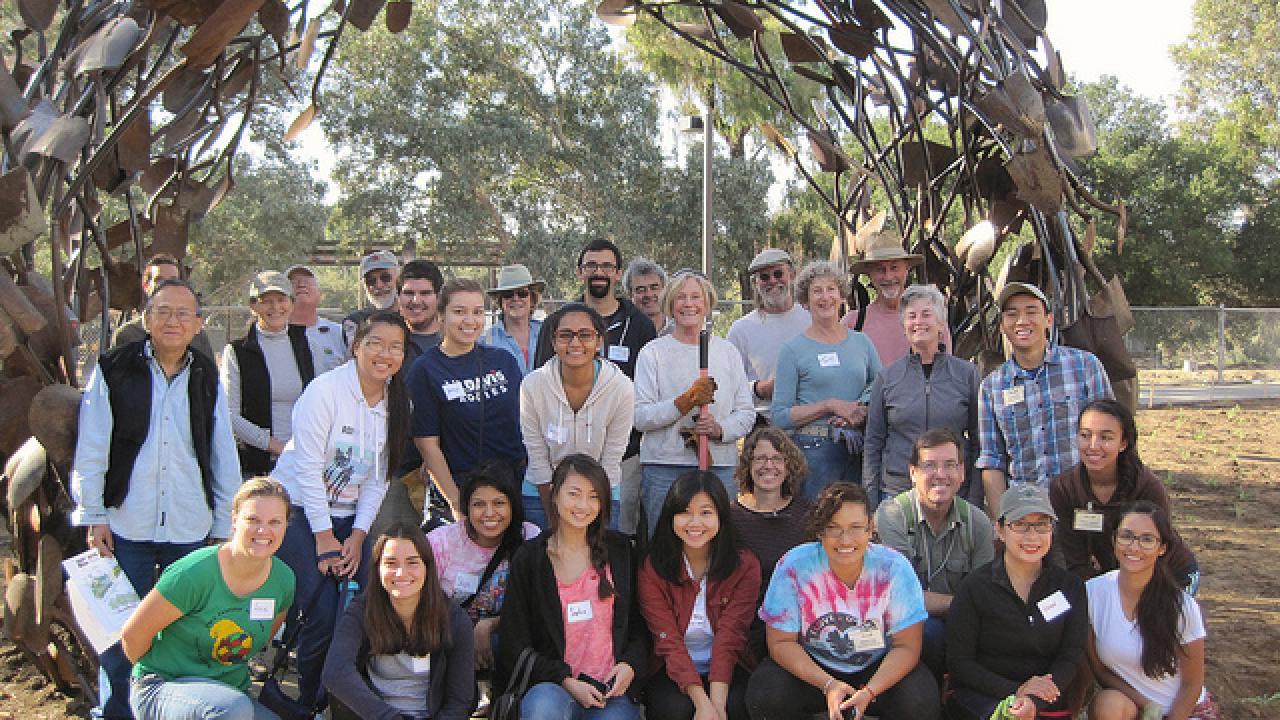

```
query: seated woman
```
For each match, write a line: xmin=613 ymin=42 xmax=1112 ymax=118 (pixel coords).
xmin=497 ymin=454 xmax=648 ymax=720
xmin=121 ymin=478 xmax=295 ymax=720
xmin=323 ymin=523 xmax=475 ymax=720
xmin=746 ymin=482 xmax=939 ymax=720
xmin=1086 ymin=502 xmax=1218 ymax=720
xmin=1050 ymin=399 xmax=1197 ymax=591
xmin=521 ymin=302 xmax=634 ymax=530
xmin=947 ymin=485 xmax=1088 ymax=720
xmin=427 ymin=461 xmax=539 ymax=673
xmin=730 ymin=427 xmax=811 ymax=660
xmin=638 ymin=470 xmax=761 ymax=720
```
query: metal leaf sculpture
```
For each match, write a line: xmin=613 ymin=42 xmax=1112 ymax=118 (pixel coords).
xmin=602 ymin=0 xmax=1134 ymax=386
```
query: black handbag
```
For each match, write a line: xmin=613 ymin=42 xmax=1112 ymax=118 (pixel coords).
xmin=256 ymin=580 xmax=331 ymax=720
xmin=489 ymin=647 xmax=538 ymax=720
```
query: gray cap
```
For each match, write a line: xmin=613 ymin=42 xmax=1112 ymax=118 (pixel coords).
xmin=748 ymin=248 xmax=793 ymax=273
xmin=359 ymin=250 xmax=400 ymax=277
xmin=285 ymin=264 xmax=315 ymax=279
xmin=249 ymin=271 xmax=293 ymax=300
xmin=998 ymin=484 xmax=1057 ymax=523
xmin=996 ymin=281 xmax=1049 ymax=312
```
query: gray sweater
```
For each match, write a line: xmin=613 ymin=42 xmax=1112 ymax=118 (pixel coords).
xmin=862 ymin=351 xmax=980 ymax=506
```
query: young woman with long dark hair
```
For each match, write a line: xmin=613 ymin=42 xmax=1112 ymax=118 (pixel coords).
xmin=272 ymin=310 xmax=412 ymax=707
xmin=638 ymin=470 xmax=760 ymax=720
xmin=1086 ymin=502 xmax=1218 ymax=720
xmin=1049 ymin=399 xmax=1197 ymax=590
xmin=323 ymin=523 xmax=475 ymax=719
xmin=497 ymin=454 xmax=648 ymax=719
xmin=427 ymin=460 xmax=538 ymax=672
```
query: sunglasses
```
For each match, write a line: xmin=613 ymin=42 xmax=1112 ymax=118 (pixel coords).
xmin=364 ymin=270 xmax=394 ymax=287
xmin=756 ymin=267 xmax=787 ymax=283
xmin=498 ymin=288 xmax=532 ymax=300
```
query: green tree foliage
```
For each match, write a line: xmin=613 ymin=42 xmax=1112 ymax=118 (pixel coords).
xmin=321 ymin=0 xmax=684 ymax=297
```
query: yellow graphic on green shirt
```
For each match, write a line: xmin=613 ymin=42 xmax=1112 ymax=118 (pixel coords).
xmin=209 ymin=619 xmax=253 ymax=665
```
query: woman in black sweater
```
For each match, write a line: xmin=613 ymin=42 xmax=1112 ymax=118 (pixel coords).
xmin=496 ymin=454 xmax=648 ymax=719
xmin=947 ymin=485 xmax=1088 ymax=720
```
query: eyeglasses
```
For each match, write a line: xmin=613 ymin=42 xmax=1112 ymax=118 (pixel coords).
xmin=751 ymin=454 xmax=785 ymax=466
xmin=820 ymin=524 xmax=870 ymax=540
xmin=361 ymin=337 xmax=406 ymax=357
xmin=553 ymin=329 xmax=599 ymax=345
xmin=917 ymin=460 xmax=962 ymax=473
xmin=756 ymin=267 xmax=787 ymax=283
xmin=151 ymin=306 xmax=199 ymax=324
xmin=364 ymin=271 xmax=394 ymax=287
xmin=1115 ymin=530 xmax=1161 ymax=551
xmin=580 ymin=261 xmax=617 ymax=274
xmin=1005 ymin=519 xmax=1054 ymax=535
xmin=499 ymin=288 xmax=532 ymax=300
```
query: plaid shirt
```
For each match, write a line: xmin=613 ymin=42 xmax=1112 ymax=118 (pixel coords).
xmin=976 ymin=345 xmax=1113 ymax=487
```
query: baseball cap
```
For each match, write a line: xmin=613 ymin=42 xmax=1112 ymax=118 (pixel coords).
xmin=998 ymin=484 xmax=1057 ymax=523
xmin=748 ymin=248 xmax=793 ymax=273
xmin=359 ymin=250 xmax=400 ymax=277
xmin=996 ymin=281 xmax=1049 ymax=312
xmin=249 ymin=271 xmax=293 ymax=300
xmin=285 ymin=264 xmax=316 ymax=280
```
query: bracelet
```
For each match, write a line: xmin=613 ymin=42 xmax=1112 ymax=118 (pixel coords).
xmin=859 ymin=685 xmax=877 ymax=701
xmin=822 ymin=677 xmax=836 ymax=694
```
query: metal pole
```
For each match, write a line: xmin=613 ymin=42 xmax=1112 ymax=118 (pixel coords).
xmin=1216 ymin=304 xmax=1226 ymax=384
xmin=701 ymin=89 xmax=714 ymax=279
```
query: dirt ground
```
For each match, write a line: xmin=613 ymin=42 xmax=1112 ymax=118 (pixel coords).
xmin=1 ymin=402 xmax=1277 ymax=718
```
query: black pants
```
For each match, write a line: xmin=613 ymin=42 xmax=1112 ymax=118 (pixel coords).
xmin=645 ymin=665 xmax=751 ymax=720
xmin=947 ymin=685 xmax=1070 ymax=720
xmin=745 ymin=657 xmax=940 ymax=720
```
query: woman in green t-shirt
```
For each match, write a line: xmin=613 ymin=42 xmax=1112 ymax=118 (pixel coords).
xmin=121 ymin=477 xmax=296 ymax=719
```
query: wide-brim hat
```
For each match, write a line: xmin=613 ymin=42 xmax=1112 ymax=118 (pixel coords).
xmin=487 ymin=264 xmax=546 ymax=295
xmin=249 ymin=271 xmax=293 ymax=300
xmin=850 ymin=230 xmax=924 ymax=274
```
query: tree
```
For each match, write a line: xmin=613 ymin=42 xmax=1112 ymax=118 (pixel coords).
xmin=319 ymin=0 xmax=686 ymax=297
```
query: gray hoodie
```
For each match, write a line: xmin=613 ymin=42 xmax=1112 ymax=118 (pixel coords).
xmin=520 ymin=356 xmax=635 ymax=489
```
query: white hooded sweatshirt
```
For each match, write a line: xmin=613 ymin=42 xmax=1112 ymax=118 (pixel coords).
xmin=271 ymin=360 xmax=390 ymax=532
xmin=520 ymin=357 xmax=634 ymax=489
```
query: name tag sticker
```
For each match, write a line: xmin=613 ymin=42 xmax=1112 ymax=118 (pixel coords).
xmin=607 ymin=345 xmax=630 ymax=363
xmin=1037 ymin=591 xmax=1071 ymax=622
xmin=545 ymin=423 xmax=570 ymax=445
xmin=411 ymin=656 xmax=431 ymax=674
xmin=1002 ymin=385 xmax=1025 ymax=406
xmin=454 ymin=573 xmax=480 ymax=595
xmin=249 ymin=598 xmax=275 ymax=621
xmin=817 ymin=352 xmax=841 ymax=368
xmin=851 ymin=621 xmax=886 ymax=652
xmin=1073 ymin=509 xmax=1105 ymax=533
xmin=443 ymin=381 xmax=465 ymax=400
xmin=566 ymin=600 xmax=594 ymax=624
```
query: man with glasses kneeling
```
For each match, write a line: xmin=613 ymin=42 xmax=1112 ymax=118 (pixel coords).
xmin=875 ymin=429 xmax=993 ymax=685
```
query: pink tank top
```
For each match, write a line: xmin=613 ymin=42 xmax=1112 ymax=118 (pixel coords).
xmin=558 ymin=565 xmax=616 ymax=682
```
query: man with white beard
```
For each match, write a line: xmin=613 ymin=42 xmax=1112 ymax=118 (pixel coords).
xmin=727 ymin=248 xmax=810 ymax=424
xmin=342 ymin=249 xmax=400 ymax=342
xmin=842 ymin=231 xmax=950 ymax=367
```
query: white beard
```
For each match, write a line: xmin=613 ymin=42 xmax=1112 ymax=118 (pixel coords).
xmin=370 ymin=292 xmax=397 ymax=310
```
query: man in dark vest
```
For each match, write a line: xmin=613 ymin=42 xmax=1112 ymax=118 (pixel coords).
xmin=71 ymin=279 xmax=241 ymax=720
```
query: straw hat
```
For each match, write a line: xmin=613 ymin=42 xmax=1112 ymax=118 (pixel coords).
xmin=850 ymin=230 xmax=924 ymax=274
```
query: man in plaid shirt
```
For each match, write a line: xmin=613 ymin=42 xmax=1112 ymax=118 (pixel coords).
xmin=976 ymin=282 xmax=1112 ymax=521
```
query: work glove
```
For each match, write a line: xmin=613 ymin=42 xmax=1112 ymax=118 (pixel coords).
xmin=674 ymin=376 xmax=717 ymax=415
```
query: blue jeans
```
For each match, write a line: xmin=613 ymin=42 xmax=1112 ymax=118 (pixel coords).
xmin=275 ymin=510 xmax=370 ymax=707
xmin=521 ymin=682 xmax=641 ymax=720
xmin=130 ymin=674 xmax=279 ymax=720
xmin=640 ymin=464 xmax=735 ymax=537
xmin=95 ymin=536 xmax=203 ymax=720
xmin=793 ymin=435 xmax=861 ymax=501
xmin=524 ymin=493 xmax=620 ymax=532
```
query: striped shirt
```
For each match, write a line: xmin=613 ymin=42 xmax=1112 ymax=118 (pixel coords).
xmin=975 ymin=345 xmax=1112 ymax=487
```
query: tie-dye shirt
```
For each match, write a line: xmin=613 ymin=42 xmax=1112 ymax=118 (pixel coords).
xmin=760 ymin=542 xmax=925 ymax=675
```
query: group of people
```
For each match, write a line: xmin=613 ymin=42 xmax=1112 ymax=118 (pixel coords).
xmin=66 ymin=236 xmax=1214 ymax=720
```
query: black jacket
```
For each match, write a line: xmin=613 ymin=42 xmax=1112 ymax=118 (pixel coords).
xmin=496 ymin=529 xmax=649 ymax=693
xmin=946 ymin=554 xmax=1088 ymax=710
xmin=229 ymin=323 xmax=315 ymax=474
xmin=322 ymin=593 xmax=475 ymax=720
